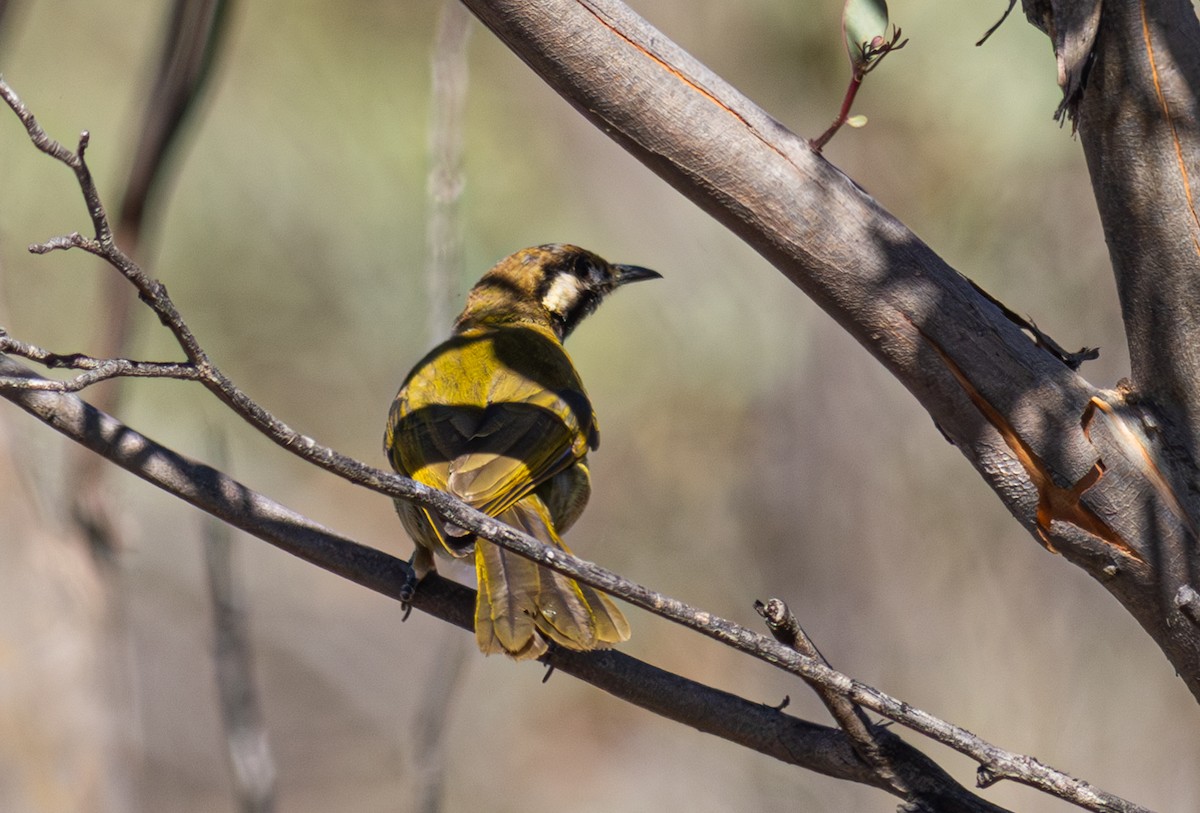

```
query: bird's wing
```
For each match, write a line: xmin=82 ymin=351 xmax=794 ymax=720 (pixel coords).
xmin=384 ymin=391 xmax=462 ymax=489
xmin=386 ymin=325 xmax=595 ymax=518
xmin=446 ymin=385 xmax=591 ymax=516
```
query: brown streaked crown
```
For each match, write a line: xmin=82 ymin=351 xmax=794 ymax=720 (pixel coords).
xmin=455 ymin=244 xmax=660 ymax=340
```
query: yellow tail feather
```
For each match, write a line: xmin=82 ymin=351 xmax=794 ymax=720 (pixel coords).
xmin=474 ymin=498 xmax=630 ymax=660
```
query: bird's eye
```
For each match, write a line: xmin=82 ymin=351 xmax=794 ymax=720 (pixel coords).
xmin=587 ymin=263 xmax=607 ymax=286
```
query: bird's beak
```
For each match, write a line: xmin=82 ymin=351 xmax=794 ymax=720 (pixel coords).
xmin=613 ymin=264 xmax=662 ymax=286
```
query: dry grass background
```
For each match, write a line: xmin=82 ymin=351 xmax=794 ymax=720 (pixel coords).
xmin=1 ymin=1 xmax=1197 ymax=811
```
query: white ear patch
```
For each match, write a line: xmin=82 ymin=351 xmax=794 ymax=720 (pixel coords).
xmin=541 ymin=272 xmax=585 ymax=315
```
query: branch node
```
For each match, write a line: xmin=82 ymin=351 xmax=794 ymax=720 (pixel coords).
xmin=1175 ymin=585 xmax=1200 ymax=627
xmin=755 ymin=597 xmax=914 ymax=797
xmin=29 ymin=232 xmax=88 ymax=255
xmin=976 ymin=764 xmax=1000 ymax=788
xmin=755 ymin=597 xmax=823 ymax=660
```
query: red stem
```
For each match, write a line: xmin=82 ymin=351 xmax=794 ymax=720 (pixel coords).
xmin=810 ymin=73 xmax=863 ymax=153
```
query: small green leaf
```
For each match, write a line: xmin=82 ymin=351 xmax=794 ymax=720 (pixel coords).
xmin=845 ymin=114 xmax=868 ymax=128
xmin=843 ymin=0 xmax=889 ymax=71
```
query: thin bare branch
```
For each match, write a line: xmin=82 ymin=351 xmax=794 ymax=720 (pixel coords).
xmin=0 ymin=77 xmax=464 ymax=528
xmin=0 ymin=80 xmax=203 ymax=359
xmin=0 ymin=355 xmax=985 ymax=806
xmin=28 ymin=231 xmax=98 ymax=254
xmin=976 ymin=0 xmax=1018 ymax=47
xmin=66 ymin=0 xmax=234 ymax=557
xmin=0 ymin=79 xmax=91 ymax=172
xmin=0 ymin=353 xmax=1142 ymax=813
xmin=0 ymin=333 xmax=201 ymax=390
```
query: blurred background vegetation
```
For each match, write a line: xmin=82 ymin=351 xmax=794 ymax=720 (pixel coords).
xmin=0 ymin=0 xmax=1196 ymax=811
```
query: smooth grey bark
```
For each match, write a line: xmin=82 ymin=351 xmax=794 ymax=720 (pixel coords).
xmin=1070 ymin=0 xmax=1200 ymax=470
xmin=1047 ymin=0 xmax=1200 ymax=705
xmin=1068 ymin=1 xmax=1200 ymax=424
xmin=458 ymin=0 xmax=1200 ymax=702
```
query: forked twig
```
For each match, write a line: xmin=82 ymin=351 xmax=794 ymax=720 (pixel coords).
xmin=757 ymin=599 xmax=909 ymax=797
xmin=66 ymin=0 xmax=234 ymax=556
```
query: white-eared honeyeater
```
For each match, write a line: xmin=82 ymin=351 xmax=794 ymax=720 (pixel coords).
xmin=384 ymin=244 xmax=659 ymax=659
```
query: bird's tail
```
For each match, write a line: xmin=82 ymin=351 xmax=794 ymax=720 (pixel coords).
xmin=474 ymin=497 xmax=630 ymax=660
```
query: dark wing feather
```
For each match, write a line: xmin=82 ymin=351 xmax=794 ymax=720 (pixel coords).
xmin=446 ymin=396 xmax=587 ymax=516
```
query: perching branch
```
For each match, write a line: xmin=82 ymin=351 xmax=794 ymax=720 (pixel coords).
xmin=0 ymin=356 xmax=955 ymax=805
xmin=1 ymin=354 xmax=1128 ymax=813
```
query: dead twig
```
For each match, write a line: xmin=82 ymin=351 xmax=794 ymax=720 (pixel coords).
xmin=756 ymin=598 xmax=908 ymax=795
xmin=66 ymin=0 xmax=234 ymax=556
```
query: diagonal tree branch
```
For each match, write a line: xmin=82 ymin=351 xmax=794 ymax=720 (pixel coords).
xmin=451 ymin=0 xmax=1200 ymax=704
xmin=3 ymin=354 xmax=1142 ymax=812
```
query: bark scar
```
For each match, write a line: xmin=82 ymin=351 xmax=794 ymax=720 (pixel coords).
xmin=1082 ymin=396 xmax=1198 ymax=538
xmin=919 ymin=327 xmax=1142 ymax=562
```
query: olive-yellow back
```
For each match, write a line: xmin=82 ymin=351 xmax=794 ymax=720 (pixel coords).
xmin=384 ymin=244 xmax=655 ymax=659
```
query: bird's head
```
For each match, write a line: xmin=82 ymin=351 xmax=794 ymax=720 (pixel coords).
xmin=456 ymin=244 xmax=661 ymax=340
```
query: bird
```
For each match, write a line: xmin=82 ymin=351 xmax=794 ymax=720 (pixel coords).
xmin=384 ymin=244 xmax=660 ymax=659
